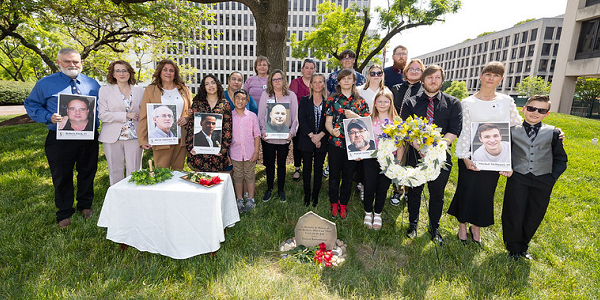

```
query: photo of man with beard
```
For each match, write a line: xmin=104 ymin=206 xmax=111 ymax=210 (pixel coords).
xmin=346 ymin=118 xmax=375 ymax=152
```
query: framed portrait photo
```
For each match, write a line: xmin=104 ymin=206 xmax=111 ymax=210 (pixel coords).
xmin=56 ymin=93 xmax=96 ymax=140
xmin=265 ymin=101 xmax=290 ymax=139
xmin=193 ymin=112 xmax=223 ymax=155
xmin=344 ymin=116 xmax=376 ymax=160
xmin=470 ymin=122 xmax=511 ymax=171
xmin=147 ymin=103 xmax=178 ymax=145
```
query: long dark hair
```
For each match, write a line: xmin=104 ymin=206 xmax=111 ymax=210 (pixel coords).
xmin=197 ymin=74 xmax=225 ymax=101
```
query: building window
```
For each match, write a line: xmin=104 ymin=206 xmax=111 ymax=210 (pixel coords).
xmin=491 ymin=40 xmax=496 ymax=50
xmin=498 ymin=38 xmax=503 ymax=48
xmin=521 ymin=31 xmax=528 ymax=43
xmin=556 ymin=27 xmax=562 ymax=40
xmin=507 ymin=77 xmax=512 ymax=88
xmin=541 ymin=43 xmax=551 ymax=56
xmin=513 ymin=33 xmax=519 ymax=45
xmin=496 ymin=52 xmax=501 ymax=61
xmin=553 ymin=43 xmax=559 ymax=56
xmin=539 ymin=59 xmax=548 ymax=71
xmin=517 ymin=61 xmax=523 ymax=72
xmin=509 ymin=62 xmax=514 ymax=74
xmin=519 ymin=46 xmax=525 ymax=58
xmin=544 ymin=27 xmax=554 ymax=40
xmin=511 ymin=48 xmax=517 ymax=59
xmin=528 ymin=45 xmax=535 ymax=57
xmin=531 ymin=28 xmax=538 ymax=41
xmin=503 ymin=50 xmax=508 ymax=60
xmin=550 ymin=59 xmax=556 ymax=72
xmin=586 ymin=0 xmax=600 ymax=6
xmin=525 ymin=60 xmax=531 ymax=72
xmin=505 ymin=36 xmax=510 ymax=47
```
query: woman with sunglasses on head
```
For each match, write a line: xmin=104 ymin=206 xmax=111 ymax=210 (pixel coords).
xmin=257 ymin=69 xmax=299 ymax=203
xmin=447 ymin=61 xmax=522 ymax=246
xmin=358 ymin=64 xmax=390 ymax=113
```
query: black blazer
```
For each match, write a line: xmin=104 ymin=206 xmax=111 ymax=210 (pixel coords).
xmin=297 ymin=95 xmax=328 ymax=152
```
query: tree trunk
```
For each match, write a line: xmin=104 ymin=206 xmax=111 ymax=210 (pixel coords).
xmin=249 ymin=1 xmax=287 ymax=72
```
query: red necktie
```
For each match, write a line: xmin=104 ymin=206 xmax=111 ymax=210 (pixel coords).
xmin=427 ymin=97 xmax=435 ymax=122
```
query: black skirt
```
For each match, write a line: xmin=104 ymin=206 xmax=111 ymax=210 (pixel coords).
xmin=447 ymin=159 xmax=500 ymax=227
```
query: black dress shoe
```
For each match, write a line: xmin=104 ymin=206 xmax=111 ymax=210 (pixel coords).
xmin=457 ymin=234 xmax=467 ymax=245
xmin=509 ymin=252 xmax=520 ymax=261
xmin=430 ymin=228 xmax=443 ymax=246
xmin=519 ymin=252 xmax=533 ymax=260
xmin=262 ymin=190 xmax=272 ymax=202
xmin=469 ymin=226 xmax=483 ymax=247
xmin=278 ymin=190 xmax=286 ymax=203
xmin=304 ymin=195 xmax=310 ymax=207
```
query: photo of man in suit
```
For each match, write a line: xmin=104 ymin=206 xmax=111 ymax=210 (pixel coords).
xmin=194 ymin=114 xmax=221 ymax=148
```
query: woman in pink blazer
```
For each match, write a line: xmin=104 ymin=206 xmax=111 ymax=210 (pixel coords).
xmin=98 ymin=60 xmax=144 ymax=185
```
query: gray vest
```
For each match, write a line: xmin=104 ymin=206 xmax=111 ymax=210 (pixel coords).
xmin=511 ymin=123 xmax=554 ymax=176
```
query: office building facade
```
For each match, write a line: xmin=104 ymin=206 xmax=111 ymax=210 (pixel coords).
xmin=414 ymin=17 xmax=563 ymax=97
xmin=168 ymin=0 xmax=370 ymax=94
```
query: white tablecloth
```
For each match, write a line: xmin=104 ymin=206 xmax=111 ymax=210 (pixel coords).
xmin=97 ymin=171 xmax=240 ymax=259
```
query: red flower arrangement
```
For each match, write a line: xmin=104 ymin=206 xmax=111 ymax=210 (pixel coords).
xmin=313 ymin=243 xmax=333 ymax=267
xmin=185 ymin=172 xmax=222 ymax=187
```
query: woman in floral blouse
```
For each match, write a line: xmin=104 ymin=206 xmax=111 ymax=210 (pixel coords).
xmin=185 ymin=75 xmax=232 ymax=172
xmin=324 ymin=68 xmax=370 ymax=219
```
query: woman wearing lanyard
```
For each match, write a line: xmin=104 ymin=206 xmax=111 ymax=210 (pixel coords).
xmin=257 ymin=69 xmax=298 ymax=203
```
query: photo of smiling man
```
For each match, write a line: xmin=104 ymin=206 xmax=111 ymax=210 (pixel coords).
xmin=147 ymin=104 xmax=178 ymax=145
xmin=344 ymin=117 xmax=376 ymax=160
xmin=265 ymin=102 xmax=290 ymax=139
xmin=471 ymin=122 xmax=511 ymax=171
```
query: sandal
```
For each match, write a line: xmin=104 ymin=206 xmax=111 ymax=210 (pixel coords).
xmin=293 ymin=168 xmax=301 ymax=181
xmin=373 ymin=213 xmax=382 ymax=230
xmin=363 ymin=212 xmax=373 ymax=229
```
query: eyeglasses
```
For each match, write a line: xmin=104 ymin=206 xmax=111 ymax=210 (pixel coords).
xmin=349 ymin=129 xmax=366 ymax=135
xmin=114 ymin=69 xmax=129 ymax=73
xmin=407 ymin=68 xmax=422 ymax=73
xmin=67 ymin=107 xmax=88 ymax=112
xmin=394 ymin=52 xmax=408 ymax=56
xmin=370 ymin=71 xmax=383 ymax=77
xmin=525 ymin=106 xmax=549 ymax=114
xmin=272 ymin=77 xmax=283 ymax=82
xmin=341 ymin=57 xmax=354 ymax=61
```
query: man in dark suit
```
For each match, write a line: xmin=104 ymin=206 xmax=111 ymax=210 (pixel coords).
xmin=400 ymin=64 xmax=462 ymax=245
xmin=194 ymin=114 xmax=221 ymax=147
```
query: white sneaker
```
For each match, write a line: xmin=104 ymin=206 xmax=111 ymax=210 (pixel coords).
xmin=323 ymin=165 xmax=329 ymax=178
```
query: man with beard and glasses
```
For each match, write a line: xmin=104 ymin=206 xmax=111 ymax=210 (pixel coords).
xmin=384 ymin=45 xmax=408 ymax=89
xmin=399 ymin=65 xmax=462 ymax=245
xmin=25 ymin=48 xmax=100 ymax=229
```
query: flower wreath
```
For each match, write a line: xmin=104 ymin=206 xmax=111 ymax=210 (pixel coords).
xmin=376 ymin=115 xmax=448 ymax=187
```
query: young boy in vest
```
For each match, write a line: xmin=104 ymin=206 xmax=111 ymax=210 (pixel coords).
xmin=500 ymin=95 xmax=567 ymax=260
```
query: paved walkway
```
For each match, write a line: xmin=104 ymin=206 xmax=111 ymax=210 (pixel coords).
xmin=0 ymin=105 xmax=26 ymax=116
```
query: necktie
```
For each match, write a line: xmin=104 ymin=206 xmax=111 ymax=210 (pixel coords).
xmin=426 ymin=96 xmax=435 ymax=122
xmin=71 ymin=78 xmax=81 ymax=95
xmin=527 ymin=126 xmax=537 ymax=142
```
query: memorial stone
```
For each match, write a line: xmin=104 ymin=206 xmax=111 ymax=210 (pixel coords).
xmin=294 ymin=211 xmax=337 ymax=250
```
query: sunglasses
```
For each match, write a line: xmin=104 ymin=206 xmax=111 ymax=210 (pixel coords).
xmin=525 ymin=105 xmax=549 ymax=114
xmin=370 ymin=71 xmax=383 ymax=77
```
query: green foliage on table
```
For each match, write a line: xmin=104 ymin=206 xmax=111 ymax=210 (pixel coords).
xmin=128 ymin=166 xmax=173 ymax=185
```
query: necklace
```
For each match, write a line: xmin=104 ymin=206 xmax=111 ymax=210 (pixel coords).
xmin=476 ymin=91 xmax=496 ymax=101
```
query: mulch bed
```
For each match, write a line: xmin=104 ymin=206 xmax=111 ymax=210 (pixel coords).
xmin=0 ymin=114 xmax=34 ymax=127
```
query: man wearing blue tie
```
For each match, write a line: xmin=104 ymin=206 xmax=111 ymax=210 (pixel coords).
xmin=24 ymin=48 xmax=101 ymax=228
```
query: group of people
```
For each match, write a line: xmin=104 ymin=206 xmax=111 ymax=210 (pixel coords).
xmin=25 ymin=46 xmax=566 ymax=260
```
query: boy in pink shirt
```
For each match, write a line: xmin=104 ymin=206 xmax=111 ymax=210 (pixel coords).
xmin=230 ymin=89 xmax=261 ymax=211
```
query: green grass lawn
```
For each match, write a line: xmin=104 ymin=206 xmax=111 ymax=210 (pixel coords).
xmin=1 ymin=113 xmax=598 ymax=299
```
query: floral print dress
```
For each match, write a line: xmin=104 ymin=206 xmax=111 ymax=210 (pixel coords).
xmin=185 ymin=96 xmax=232 ymax=172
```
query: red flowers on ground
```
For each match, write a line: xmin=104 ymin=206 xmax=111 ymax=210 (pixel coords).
xmin=313 ymin=243 xmax=333 ymax=267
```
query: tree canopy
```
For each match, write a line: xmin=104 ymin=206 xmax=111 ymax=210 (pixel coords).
xmin=444 ymin=81 xmax=469 ymax=100
xmin=575 ymin=77 xmax=600 ymax=117
xmin=0 ymin=0 xmax=213 ymax=81
xmin=515 ymin=76 xmax=551 ymax=97
xmin=291 ymin=0 xmax=461 ymax=72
